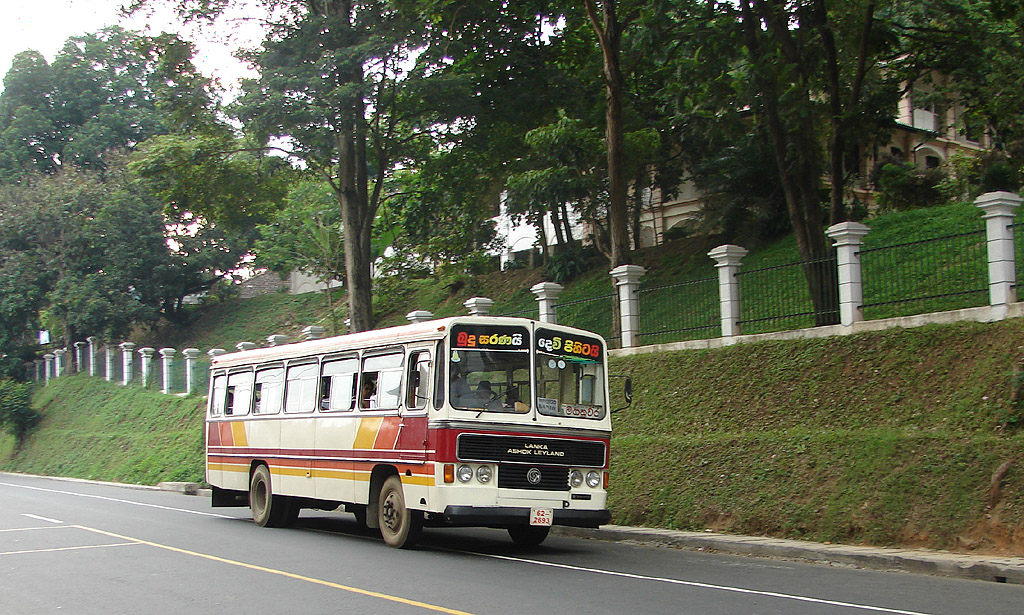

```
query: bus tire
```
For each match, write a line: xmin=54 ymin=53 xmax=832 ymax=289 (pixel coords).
xmin=508 ymin=525 xmax=550 ymax=547
xmin=377 ymin=476 xmax=422 ymax=549
xmin=250 ymin=465 xmax=293 ymax=528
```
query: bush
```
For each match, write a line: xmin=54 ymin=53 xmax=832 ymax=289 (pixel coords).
xmin=0 ymin=379 xmax=40 ymax=447
xmin=545 ymin=249 xmax=592 ymax=284
xmin=873 ymin=162 xmax=948 ymax=211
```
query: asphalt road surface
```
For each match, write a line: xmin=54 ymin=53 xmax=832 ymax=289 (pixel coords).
xmin=1 ymin=473 xmax=1021 ymax=615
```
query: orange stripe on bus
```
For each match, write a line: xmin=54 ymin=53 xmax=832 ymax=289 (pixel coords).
xmin=220 ymin=422 xmax=234 ymax=447
xmin=353 ymin=417 xmax=383 ymax=449
xmin=373 ymin=416 xmax=401 ymax=450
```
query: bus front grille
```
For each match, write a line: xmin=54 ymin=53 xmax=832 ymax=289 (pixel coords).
xmin=497 ymin=465 xmax=569 ymax=491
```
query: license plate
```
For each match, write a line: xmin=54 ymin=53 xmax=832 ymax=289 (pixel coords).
xmin=530 ymin=507 xmax=554 ymax=526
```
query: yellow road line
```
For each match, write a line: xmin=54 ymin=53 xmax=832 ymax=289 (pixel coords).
xmin=76 ymin=525 xmax=477 ymax=615
xmin=0 ymin=542 xmax=139 ymax=556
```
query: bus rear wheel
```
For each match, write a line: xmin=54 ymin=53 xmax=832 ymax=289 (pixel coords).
xmin=378 ymin=476 xmax=422 ymax=549
xmin=508 ymin=525 xmax=550 ymax=547
xmin=250 ymin=465 xmax=297 ymax=528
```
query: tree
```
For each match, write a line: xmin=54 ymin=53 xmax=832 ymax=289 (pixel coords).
xmin=0 ymin=379 xmax=39 ymax=450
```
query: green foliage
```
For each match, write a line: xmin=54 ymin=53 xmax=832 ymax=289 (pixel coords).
xmin=874 ymin=162 xmax=949 ymax=211
xmin=0 ymin=379 xmax=39 ymax=446
xmin=545 ymin=248 xmax=593 ymax=284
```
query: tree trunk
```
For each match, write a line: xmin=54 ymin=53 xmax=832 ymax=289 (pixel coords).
xmin=584 ymin=0 xmax=631 ymax=268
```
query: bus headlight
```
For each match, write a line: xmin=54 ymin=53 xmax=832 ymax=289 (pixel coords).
xmin=457 ymin=464 xmax=474 ymax=483
xmin=586 ymin=471 xmax=601 ymax=488
xmin=476 ymin=465 xmax=493 ymax=483
xmin=569 ymin=470 xmax=584 ymax=488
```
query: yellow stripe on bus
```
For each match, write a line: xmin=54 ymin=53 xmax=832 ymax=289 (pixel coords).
xmin=353 ymin=417 xmax=383 ymax=449
xmin=230 ymin=422 xmax=248 ymax=447
xmin=208 ymin=463 xmax=249 ymax=473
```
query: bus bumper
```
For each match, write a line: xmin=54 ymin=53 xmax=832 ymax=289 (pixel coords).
xmin=439 ymin=506 xmax=611 ymax=528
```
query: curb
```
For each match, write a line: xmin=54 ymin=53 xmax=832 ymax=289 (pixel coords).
xmin=554 ymin=525 xmax=1024 ymax=585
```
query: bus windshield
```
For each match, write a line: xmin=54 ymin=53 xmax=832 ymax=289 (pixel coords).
xmin=449 ymin=323 xmax=531 ymax=414
xmin=534 ymin=328 xmax=607 ymax=420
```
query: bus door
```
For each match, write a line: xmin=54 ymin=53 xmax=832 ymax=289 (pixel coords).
xmin=396 ymin=345 xmax=432 ymax=461
xmin=279 ymin=360 xmax=318 ymax=498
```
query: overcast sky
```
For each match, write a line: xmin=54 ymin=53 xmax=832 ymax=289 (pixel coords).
xmin=0 ymin=0 xmax=262 ymax=95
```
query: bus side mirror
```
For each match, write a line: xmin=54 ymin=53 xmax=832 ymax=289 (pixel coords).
xmin=623 ymin=377 xmax=632 ymax=405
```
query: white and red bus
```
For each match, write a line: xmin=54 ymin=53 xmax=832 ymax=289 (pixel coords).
xmin=205 ymin=316 xmax=619 ymax=548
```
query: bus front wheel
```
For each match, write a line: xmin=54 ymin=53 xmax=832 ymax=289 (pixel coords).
xmin=250 ymin=465 xmax=297 ymax=528
xmin=377 ymin=476 xmax=422 ymax=548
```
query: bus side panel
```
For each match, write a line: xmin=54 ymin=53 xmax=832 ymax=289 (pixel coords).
xmin=314 ymin=414 xmax=357 ymax=503
xmin=205 ymin=420 xmax=223 ymax=488
xmin=239 ymin=417 xmax=282 ymax=491
xmin=276 ymin=417 xmax=316 ymax=498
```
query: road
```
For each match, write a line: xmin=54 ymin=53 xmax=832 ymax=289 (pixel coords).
xmin=1 ymin=473 xmax=1021 ymax=615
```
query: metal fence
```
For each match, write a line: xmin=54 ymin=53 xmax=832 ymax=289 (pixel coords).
xmin=637 ymin=276 xmax=718 ymax=345
xmin=860 ymin=227 xmax=988 ymax=320
xmin=737 ymin=254 xmax=840 ymax=334
xmin=557 ymin=294 xmax=620 ymax=348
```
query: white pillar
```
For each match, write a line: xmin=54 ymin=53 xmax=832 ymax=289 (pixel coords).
xmin=708 ymin=245 xmax=749 ymax=337
xmin=266 ymin=334 xmax=289 ymax=347
xmin=531 ymin=282 xmax=563 ymax=324
xmin=159 ymin=348 xmax=176 ymax=394
xmin=236 ymin=342 xmax=257 ymax=352
xmin=182 ymin=348 xmax=200 ymax=395
xmin=43 ymin=354 xmax=54 ymax=384
xmin=208 ymin=348 xmax=227 ymax=359
xmin=53 ymin=349 xmax=66 ymax=378
xmin=73 ymin=342 xmax=86 ymax=372
xmin=120 ymin=342 xmax=136 ymax=386
xmin=105 ymin=344 xmax=115 ymax=382
xmin=826 ymin=222 xmax=871 ymax=326
xmin=138 ymin=347 xmax=155 ymax=388
xmin=406 ymin=311 xmax=434 ymax=324
xmin=610 ymin=265 xmax=646 ymax=348
xmin=976 ymin=191 xmax=1022 ymax=306
xmin=302 ymin=325 xmax=326 ymax=340
xmin=86 ymin=336 xmax=98 ymax=377
xmin=464 ymin=297 xmax=494 ymax=316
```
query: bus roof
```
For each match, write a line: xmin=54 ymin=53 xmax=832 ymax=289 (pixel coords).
xmin=209 ymin=316 xmax=605 ymax=370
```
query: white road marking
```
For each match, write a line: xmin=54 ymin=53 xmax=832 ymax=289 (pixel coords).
xmin=0 ymin=481 xmax=236 ymax=519
xmin=21 ymin=513 xmax=63 ymax=524
xmin=0 ymin=542 xmax=140 ymax=556
xmin=465 ymin=551 xmax=934 ymax=615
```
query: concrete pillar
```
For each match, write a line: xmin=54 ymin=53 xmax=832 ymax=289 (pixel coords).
xmin=826 ymin=222 xmax=871 ymax=326
xmin=708 ymin=245 xmax=749 ymax=337
xmin=302 ymin=325 xmax=326 ymax=340
xmin=464 ymin=297 xmax=494 ymax=316
xmin=610 ymin=265 xmax=646 ymax=348
xmin=86 ymin=336 xmax=98 ymax=377
xmin=236 ymin=342 xmax=257 ymax=352
xmin=120 ymin=342 xmax=136 ymax=386
xmin=53 ymin=349 xmax=66 ymax=378
xmin=182 ymin=348 xmax=200 ymax=395
xmin=159 ymin=348 xmax=176 ymax=394
xmin=43 ymin=354 xmax=54 ymax=384
xmin=208 ymin=348 xmax=227 ymax=359
xmin=531 ymin=282 xmax=563 ymax=324
xmin=138 ymin=347 xmax=156 ymax=388
xmin=73 ymin=342 xmax=86 ymax=372
xmin=266 ymin=334 xmax=289 ymax=347
xmin=406 ymin=311 xmax=434 ymax=324
xmin=105 ymin=345 xmax=115 ymax=382
xmin=976 ymin=191 xmax=1022 ymax=305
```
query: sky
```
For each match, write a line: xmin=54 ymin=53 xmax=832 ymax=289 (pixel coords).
xmin=0 ymin=0 xmax=263 ymax=96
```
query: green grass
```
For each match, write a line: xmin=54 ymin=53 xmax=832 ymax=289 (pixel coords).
xmin=2 ymin=374 xmax=205 ymax=484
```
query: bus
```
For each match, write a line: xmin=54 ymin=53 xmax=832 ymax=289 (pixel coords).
xmin=205 ymin=316 xmax=623 ymax=548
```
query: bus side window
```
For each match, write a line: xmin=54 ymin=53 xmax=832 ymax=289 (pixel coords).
xmin=361 ymin=352 xmax=403 ymax=410
xmin=254 ymin=367 xmax=285 ymax=415
xmin=210 ymin=375 xmax=226 ymax=416
xmin=321 ymin=357 xmax=357 ymax=412
xmin=227 ymin=371 xmax=253 ymax=417
xmin=433 ymin=340 xmax=445 ymax=409
xmin=406 ymin=351 xmax=430 ymax=410
xmin=285 ymin=362 xmax=319 ymax=413
xmin=225 ymin=386 xmax=235 ymax=416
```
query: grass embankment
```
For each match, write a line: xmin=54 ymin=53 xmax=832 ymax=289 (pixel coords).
xmin=2 ymin=374 xmax=204 ymax=484
xmin=610 ymin=318 xmax=1024 ymax=553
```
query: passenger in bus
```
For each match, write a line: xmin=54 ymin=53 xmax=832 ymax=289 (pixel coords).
xmin=360 ymin=376 xmax=377 ymax=409
xmin=474 ymin=380 xmax=495 ymax=402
